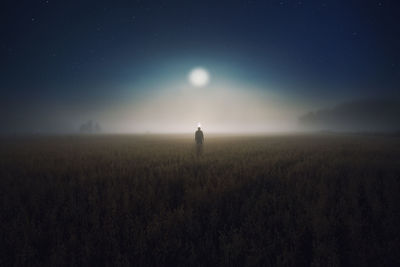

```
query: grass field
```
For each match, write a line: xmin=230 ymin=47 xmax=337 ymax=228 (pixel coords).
xmin=1 ymin=134 xmax=400 ymax=266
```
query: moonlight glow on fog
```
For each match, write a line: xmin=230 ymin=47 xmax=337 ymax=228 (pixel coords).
xmin=1 ymin=1 xmax=398 ymax=135
xmin=189 ymin=68 xmax=210 ymax=87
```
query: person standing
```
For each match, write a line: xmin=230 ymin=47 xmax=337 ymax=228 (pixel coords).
xmin=195 ymin=127 xmax=204 ymax=156
xmin=195 ymin=127 xmax=204 ymax=144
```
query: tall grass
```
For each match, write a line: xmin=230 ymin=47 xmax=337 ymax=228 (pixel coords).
xmin=0 ymin=134 xmax=399 ymax=266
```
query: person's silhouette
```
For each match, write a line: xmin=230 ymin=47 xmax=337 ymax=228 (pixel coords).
xmin=195 ymin=127 xmax=204 ymax=145
xmin=195 ymin=127 xmax=204 ymax=157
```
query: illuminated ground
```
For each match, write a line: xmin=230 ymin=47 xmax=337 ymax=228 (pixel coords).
xmin=1 ymin=134 xmax=399 ymax=266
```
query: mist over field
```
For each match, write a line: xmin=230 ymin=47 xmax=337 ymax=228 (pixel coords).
xmin=0 ymin=81 xmax=304 ymax=134
xmin=299 ymin=98 xmax=400 ymax=133
xmin=3 ymin=94 xmax=399 ymax=134
xmin=3 ymin=0 xmax=400 ymax=266
xmin=99 ymin=84 xmax=302 ymax=133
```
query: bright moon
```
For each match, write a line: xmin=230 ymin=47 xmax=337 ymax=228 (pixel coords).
xmin=189 ymin=68 xmax=210 ymax=87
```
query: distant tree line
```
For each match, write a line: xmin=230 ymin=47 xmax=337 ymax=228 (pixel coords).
xmin=79 ymin=120 xmax=102 ymax=133
xmin=299 ymin=98 xmax=400 ymax=132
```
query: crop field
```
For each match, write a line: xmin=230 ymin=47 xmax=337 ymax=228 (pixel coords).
xmin=1 ymin=134 xmax=400 ymax=266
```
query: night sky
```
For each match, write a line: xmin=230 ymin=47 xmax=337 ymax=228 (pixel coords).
xmin=1 ymin=0 xmax=400 ymax=133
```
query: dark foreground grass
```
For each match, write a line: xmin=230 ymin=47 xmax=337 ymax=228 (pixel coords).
xmin=1 ymin=134 xmax=400 ymax=266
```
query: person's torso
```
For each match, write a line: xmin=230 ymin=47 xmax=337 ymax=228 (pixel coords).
xmin=195 ymin=131 xmax=203 ymax=139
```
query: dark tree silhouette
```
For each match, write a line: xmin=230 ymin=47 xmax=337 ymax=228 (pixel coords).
xmin=80 ymin=120 xmax=102 ymax=133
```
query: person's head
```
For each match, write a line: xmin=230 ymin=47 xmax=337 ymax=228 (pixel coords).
xmin=198 ymin=127 xmax=201 ymax=130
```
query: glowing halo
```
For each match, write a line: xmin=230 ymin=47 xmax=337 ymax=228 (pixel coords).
xmin=189 ymin=68 xmax=210 ymax=87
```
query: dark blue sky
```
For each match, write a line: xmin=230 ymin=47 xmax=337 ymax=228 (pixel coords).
xmin=1 ymin=0 xmax=400 ymax=132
